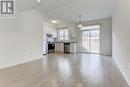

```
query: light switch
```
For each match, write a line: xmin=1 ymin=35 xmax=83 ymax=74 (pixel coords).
xmin=128 ymin=63 xmax=130 ymax=69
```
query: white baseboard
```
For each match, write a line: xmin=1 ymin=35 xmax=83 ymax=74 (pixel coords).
xmin=0 ymin=56 xmax=43 ymax=69
xmin=113 ymin=58 xmax=130 ymax=87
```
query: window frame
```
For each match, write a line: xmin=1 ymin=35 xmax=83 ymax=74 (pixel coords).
xmin=58 ymin=29 xmax=69 ymax=40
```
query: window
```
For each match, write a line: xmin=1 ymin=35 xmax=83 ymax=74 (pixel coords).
xmin=64 ymin=29 xmax=69 ymax=40
xmin=58 ymin=29 xmax=69 ymax=40
xmin=59 ymin=30 xmax=64 ymax=40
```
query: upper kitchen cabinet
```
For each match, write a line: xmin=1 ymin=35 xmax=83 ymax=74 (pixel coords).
xmin=43 ymin=23 xmax=57 ymax=38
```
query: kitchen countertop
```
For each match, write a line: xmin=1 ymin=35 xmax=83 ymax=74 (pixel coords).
xmin=54 ymin=42 xmax=78 ymax=43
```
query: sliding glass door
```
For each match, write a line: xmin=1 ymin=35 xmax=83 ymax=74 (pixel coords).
xmin=81 ymin=25 xmax=100 ymax=54
xmin=90 ymin=29 xmax=100 ymax=53
xmin=82 ymin=30 xmax=90 ymax=53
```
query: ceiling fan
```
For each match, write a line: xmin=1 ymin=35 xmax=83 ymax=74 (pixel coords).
xmin=31 ymin=0 xmax=41 ymax=9
xmin=78 ymin=15 xmax=83 ymax=28
xmin=35 ymin=0 xmax=41 ymax=3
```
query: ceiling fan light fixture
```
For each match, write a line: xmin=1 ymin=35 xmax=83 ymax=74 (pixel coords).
xmin=78 ymin=24 xmax=83 ymax=28
xmin=78 ymin=15 xmax=83 ymax=28
xmin=51 ymin=20 xmax=58 ymax=24
xmin=36 ymin=0 xmax=40 ymax=3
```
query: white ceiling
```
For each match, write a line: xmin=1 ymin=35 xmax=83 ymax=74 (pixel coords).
xmin=16 ymin=0 xmax=37 ymax=11
xmin=38 ymin=0 xmax=116 ymax=25
xmin=16 ymin=0 xmax=116 ymax=26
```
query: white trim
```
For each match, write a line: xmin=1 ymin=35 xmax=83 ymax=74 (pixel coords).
xmin=113 ymin=58 xmax=130 ymax=87
xmin=0 ymin=56 xmax=43 ymax=69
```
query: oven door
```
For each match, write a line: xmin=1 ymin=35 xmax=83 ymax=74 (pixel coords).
xmin=48 ymin=43 xmax=55 ymax=53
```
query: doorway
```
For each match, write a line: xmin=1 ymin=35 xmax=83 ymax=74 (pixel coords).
xmin=81 ymin=25 xmax=100 ymax=54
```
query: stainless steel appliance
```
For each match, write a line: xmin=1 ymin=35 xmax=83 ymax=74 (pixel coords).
xmin=42 ymin=34 xmax=55 ymax=55
xmin=48 ymin=42 xmax=55 ymax=53
xmin=64 ymin=43 xmax=70 ymax=53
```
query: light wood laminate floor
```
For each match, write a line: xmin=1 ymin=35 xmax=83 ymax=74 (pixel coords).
xmin=0 ymin=53 xmax=129 ymax=87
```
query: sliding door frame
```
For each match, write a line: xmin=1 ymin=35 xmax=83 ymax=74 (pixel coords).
xmin=81 ymin=24 xmax=101 ymax=54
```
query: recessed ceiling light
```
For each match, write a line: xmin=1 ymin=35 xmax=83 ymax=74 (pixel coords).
xmin=51 ymin=20 xmax=58 ymax=24
xmin=36 ymin=0 xmax=40 ymax=3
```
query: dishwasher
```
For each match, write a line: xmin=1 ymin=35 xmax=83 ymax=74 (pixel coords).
xmin=64 ymin=43 xmax=70 ymax=53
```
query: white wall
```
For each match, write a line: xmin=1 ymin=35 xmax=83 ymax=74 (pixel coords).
xmin=0 ymin=9 xmax=43 ymax=69
xmin=112 ymin=0 xmax=130 ymax=86
xmin=77 ymin=18 xmax=112 ymax=56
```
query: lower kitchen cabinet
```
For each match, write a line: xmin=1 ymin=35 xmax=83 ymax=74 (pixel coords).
xmin=70 ymin=43 xmax=77 ymax=53
xmin=55 ymin=42 xmax=77 ymax=53
xmin=55 ymin=43 xmax=64 ymax=53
